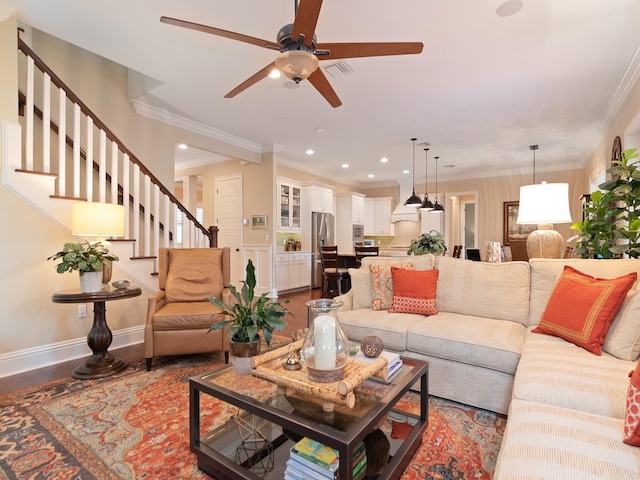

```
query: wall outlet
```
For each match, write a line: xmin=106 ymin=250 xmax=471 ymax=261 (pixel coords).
xmin=77 ymin=304 xmax=87 ymax=318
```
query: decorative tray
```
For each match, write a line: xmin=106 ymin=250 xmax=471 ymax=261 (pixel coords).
xmin=249 ymin=339 xmax=388 ymax=409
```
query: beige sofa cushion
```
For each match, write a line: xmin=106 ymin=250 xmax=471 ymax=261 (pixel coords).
xmin=165 ymin=249 xmax=224 ymax=303
xmin=604 ymin=290 xmax=640 ymax=361
xmin=513 ymin=330 xmax=632 ymax=419
xmin=435 ymin=257 xmax=530 ymax=326
xmin=407 ymin=312 xmax=525 ymax=374
xmin=349 ymin=255 xmax=436 ymax=310
xmin=338 ymin=308 xmax=427 ymax=351
xmin=529 ymin=258 xmax=640 ymax=326
xmin=495 ymin=398 xmax=640 ymax=480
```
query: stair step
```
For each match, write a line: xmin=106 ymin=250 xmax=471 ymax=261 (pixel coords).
xmin=109 ymin=238 xmax=136 ymax=243
xmin=131 ymin=256 xmax=157 ymax=261
xmin=15 ymin=168 xmax=57 ymax=177
xmin=50 ymin=194 xmax=87 ymax=201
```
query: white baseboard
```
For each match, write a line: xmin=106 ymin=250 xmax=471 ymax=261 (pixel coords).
xmin=0 ymin=326 xmax=144 ymax=378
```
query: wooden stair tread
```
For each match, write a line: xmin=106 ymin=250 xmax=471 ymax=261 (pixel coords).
xmin=15 ymin=168 xmax=57 ymax=177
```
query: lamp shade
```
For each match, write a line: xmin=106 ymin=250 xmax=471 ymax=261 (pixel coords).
xmin=516 ymin=182 xmax=572 ymax=225
xmin=72 ymin=202 xmax=125 ymax=238
xmin=274 ymin=51 xmax=319 ymax=82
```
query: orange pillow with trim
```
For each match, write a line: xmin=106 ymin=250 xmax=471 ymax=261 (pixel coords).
xmin=533 ymin=266 xmax=637 ymax=355
xmin=389 ymin=267 xmax=439 ymax=316
xmin=624 ymin=362 xmax=640 ymax=446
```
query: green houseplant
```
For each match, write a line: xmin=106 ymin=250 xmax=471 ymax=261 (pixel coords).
xmin=571 ymin=148 xmax=640 ymax=258
xmin=48 ymin=241 xmax=119 ymax=292
xmin=407 ymin=231 xmax=447 ymax=256
xmin=208 ymin=259 xmax=288 ymax=372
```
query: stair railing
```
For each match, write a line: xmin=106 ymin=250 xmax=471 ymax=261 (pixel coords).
xmin=17 ymin=38 xmax=217 ymax=256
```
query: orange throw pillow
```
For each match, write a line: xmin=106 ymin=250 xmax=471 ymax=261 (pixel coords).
xmin=533 ymin=266 xmax=637 ymax=355
xmin=624 ymin=362 xmax=640 ymax=446
xmin=389 ymin=268 xmax=439 ymax=316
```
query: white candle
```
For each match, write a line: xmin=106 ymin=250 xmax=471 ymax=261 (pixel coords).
xmin=313 ymin=315 xmax=336 ymax=369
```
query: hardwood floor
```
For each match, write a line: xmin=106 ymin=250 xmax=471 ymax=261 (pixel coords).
xmin=0 ymin=288 xmax=323 ymax=396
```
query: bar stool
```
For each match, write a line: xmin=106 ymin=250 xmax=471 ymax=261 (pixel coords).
xmin=320 ymin=247 xmax=350 ymax=298
xmin=354 ymin=245 xmax=379 ymax=267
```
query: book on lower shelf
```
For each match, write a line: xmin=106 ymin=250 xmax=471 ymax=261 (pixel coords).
xmin=352 ymin=349 xmax=402 ymax=381
xmin=286 ymin=437 xmax=367 ymax=480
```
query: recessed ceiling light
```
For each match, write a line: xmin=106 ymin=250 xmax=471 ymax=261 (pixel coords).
xmin=268 ymin=69 xmax=281 ymax=79
xmin=306 ymin=149 xmax=314 ymax=155
xmin=368 ymin=174 xmax=374 ymax=178
xmin=178 ymin=143 xmax=188 ymax=150
xmin=496 ymin=0 xmax=523 ymax=17
xmin=380 ymin=157 xmax=388 ymax=163
xmin=403 ymin=169 xmax=410 ymax=174
xmin=342 ymin=163 xmax=349 ymax=168
xmin=315 ymin=127 xmax=326 ymax=133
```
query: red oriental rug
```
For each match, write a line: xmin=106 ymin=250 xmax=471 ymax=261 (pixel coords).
xmin=0 ymin=353 xmax=506 ymax=479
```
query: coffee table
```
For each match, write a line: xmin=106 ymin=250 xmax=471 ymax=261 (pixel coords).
xmin=189 ymin=354 xmax=428 ymax=480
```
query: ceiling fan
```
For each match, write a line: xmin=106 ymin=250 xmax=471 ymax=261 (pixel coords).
xmin=160 ymin=0 xmax=423 ymax=108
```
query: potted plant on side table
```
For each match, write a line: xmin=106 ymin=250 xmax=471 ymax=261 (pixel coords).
xmin=48 ymin=241 xmax=119 ymax=293
xmin=208 ymin=259 xmax=289 ymax=374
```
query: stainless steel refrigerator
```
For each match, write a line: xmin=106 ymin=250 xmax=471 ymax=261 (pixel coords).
xmin=311 ymin=211 xmax=334 ymax=289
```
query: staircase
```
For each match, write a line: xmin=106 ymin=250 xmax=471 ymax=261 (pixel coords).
xmin=4 ymin=38 xmax=217 ymax=292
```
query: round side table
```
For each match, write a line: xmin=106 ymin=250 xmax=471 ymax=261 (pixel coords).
xmin=52 ymin=285 xmax=142 ymax=380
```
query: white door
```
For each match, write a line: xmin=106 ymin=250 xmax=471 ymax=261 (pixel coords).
xmin=215 ymin=175 xmax=242 ymax=286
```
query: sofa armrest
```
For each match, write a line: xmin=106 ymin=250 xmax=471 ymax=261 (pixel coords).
xmin=146 ymin=290 xmax=166 ymax=325
xmin=335 ymin=290 xmax=353 ymax=311
xmin=222 ymin=287 xmax=234 ymax=306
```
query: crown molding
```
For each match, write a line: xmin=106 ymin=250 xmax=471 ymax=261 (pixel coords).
xmin=130 ymin=100 xmax=263 ymax=153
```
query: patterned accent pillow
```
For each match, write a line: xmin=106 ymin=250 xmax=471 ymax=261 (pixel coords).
xmin=369 ymin=262 xmax=413 ymax=310
xmin=533 ymin=266 xmax=637 ymax=355
xmin=389 ymin=268 xmax=439 ymax=315
xmin=624 ymin=362 xmax=640 ymax=446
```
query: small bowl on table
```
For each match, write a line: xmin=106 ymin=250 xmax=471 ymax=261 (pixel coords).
xmin=111 ymin=280 xmax=131 ymax=290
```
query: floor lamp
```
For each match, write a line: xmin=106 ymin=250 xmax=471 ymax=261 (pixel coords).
xmin=72 ymin=202 xmax=125 ymax=284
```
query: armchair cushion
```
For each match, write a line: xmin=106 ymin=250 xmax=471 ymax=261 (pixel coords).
xmin=165 ymin=248 xmax=224 ymax=302
xmin=151 ymin=301 xmax=225 ymax=330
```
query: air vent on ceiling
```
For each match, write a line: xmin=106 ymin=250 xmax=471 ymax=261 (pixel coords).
xmin=323 ymin=61 xmax=354 ymax=78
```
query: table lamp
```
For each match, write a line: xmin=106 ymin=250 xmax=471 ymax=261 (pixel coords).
xmin=516 ymin=182 xmax=572 ymax=258
xmin=72 ymin=202 xmax=125 ymax=284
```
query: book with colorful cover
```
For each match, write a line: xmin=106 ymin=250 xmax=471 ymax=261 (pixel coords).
xmin=286 ymin=459 xmax=333 ymax=480
xmin=288 ymin=438 xmax=366 ymax=479
xmin=292 ymin=437 xmax=339 ymax=471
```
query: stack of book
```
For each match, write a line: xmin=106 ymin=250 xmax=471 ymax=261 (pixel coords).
xmin=285 ymin=437 xmax=367 ymax=480
xmin=353 ymin=349 xmax=403 ymax=381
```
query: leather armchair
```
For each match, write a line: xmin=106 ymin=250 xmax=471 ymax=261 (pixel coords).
xmin=145 ymin=247 xmax=231 ymax=370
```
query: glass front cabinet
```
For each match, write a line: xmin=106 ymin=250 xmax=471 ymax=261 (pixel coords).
xmin=278 ymin=179 xmax=301 ymax=230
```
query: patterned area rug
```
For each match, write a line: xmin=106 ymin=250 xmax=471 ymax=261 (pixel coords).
xmin=0 ymin=354 xmax=506 ymax=479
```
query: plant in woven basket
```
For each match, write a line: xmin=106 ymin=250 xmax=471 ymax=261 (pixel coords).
xmin=208 ymin=259 xmax=289 ymax=347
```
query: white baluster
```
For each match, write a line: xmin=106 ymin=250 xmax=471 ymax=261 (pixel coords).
xmin=132 ymin=163 xmax=140 ymax=257
xmin=42 ymin=73 xmax=51 ymax=173
xmin=25 ymin=56 xmax=34 ymax=170
xmin=73 ymin=104 xmax=81 ymax=198
xmin=110 ymin=142 xmax=118 ymax=205
xmin=144 ymin=174 xmax=151 ymax=256
xmin=85 ymin=116 xmax=93 ymax=201
xmin=163 ymin=196 xmax=170 ymax=248
xmin=98 ymin=130 xmax=106 ymax=202
xmin=57 ymin=88 xmax=66 ymax=196
xmin=123 ymin=153 xmax=130 ymax=239
xmin=153 ymin=183 xmax=160 ymax=255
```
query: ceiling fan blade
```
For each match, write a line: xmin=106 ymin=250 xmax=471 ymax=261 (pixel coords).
xmin=307 ymin=68 xmax=342 ymax=108
xmin=316 ymin=42 xmax=424 ymax=60
xmin=160 ymin=16 xmax=282 ymax=50
xmin=291 ymin=0 xmax=323 ymax=47
xmin=224 ymin=63 xmax=276 ymax=98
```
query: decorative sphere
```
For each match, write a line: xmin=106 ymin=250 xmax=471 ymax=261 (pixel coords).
xmin=361 ymin=336 xmax=384 ymax=358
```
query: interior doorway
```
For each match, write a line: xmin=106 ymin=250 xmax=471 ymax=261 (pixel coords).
xmin=445 ymin=192 xmax=477 ymax=259
xmin=462 ymin=201 xmax=476 ymax=252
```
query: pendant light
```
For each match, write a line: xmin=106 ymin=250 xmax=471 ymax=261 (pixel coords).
xmin=404 ymin=137 xmax=423 ymax=207
xmin=432 ymin=156 xmax=444 ymax=212
xmin=420 ymin=147 xmax=434 ymax=210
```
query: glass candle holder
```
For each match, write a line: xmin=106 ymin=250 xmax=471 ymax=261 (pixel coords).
xmin=302 ymin=299 xmax=349 ymax=382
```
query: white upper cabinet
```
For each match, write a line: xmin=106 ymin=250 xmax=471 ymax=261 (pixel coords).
xmin=365 ymin=197 xmax=394 ymax=235
xmin=310 ymin=185 xmax=334 ymax=214
xmin=277 ymin=178 xmax=302 ymax=231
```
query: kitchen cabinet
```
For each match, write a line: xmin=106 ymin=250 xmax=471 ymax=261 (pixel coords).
xmin=364 ymin=197 xmax=394 ymax=235
xmin=310 ymin=185 xmax=334 ymax=214
xmin=421 ymin=209 xmax=445 ymax=235
xmin=335 ymin=193 xmax=366 ymax=254
xmin=277 ymin=179 xmax=301 ymax=231
xmin=275 ymin=252 xmax=311 ymax=292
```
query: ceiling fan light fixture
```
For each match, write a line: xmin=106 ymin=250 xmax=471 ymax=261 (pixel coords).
xmin=275 ymin=50 xmax=319 ymax=83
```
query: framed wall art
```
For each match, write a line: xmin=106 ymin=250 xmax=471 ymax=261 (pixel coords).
xmin=251 ymin=215 xmax=267 ymax=229
xmin=503 ymin=201 xmax=536 ymax=245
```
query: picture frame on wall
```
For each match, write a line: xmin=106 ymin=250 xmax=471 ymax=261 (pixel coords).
xmin=251 ymin=215 xmax=267 ymax=229
xmin=503 ymin=201 xmax=536 ymax=245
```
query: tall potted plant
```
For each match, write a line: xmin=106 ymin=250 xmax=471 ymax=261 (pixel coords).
xmin=571 ymin=148 xmax=640 ymax=258
xmin=48 ymin=241 xmax=119 ymax=292
xmin=407 ymin=231 xmax=447 ymax=256
xmin=208 ymin=259 xmax=289 ymax=373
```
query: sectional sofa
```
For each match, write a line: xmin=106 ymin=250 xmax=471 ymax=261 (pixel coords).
xmin=335 ymin=255 xmax=640 ymax=479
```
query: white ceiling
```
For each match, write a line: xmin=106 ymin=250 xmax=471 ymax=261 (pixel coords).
xmin=6 ymin=0 xmax=640 ymax=187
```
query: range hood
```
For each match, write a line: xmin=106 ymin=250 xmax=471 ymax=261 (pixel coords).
xmin=391 ymin=182 xmax=420 ymax=223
